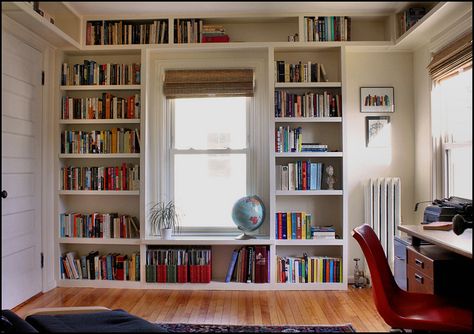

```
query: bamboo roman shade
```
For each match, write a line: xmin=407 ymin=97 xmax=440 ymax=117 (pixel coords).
xmin=163 ymin=69 xmax=255 ymax=97
xmin=428 ymin=31 xmax=472 ymax=83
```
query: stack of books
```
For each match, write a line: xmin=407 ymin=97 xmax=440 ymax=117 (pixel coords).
xmin=225 ymin=246 xmax=269 ymax=283
xmin=312 ymin=225 xmax=336 ymax=239
xmin=201 ymin=24 xmax=229 ymax=43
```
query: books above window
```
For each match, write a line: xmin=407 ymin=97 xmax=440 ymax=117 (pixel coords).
xmin=304 ymin=16 xmax=352 ymax=42
xmin=86 ymin=19 xmax=168 ymax=45
xmin=398 ymin=7 xmax=427 ymax=36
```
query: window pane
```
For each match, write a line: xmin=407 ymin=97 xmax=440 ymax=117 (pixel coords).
xmin=174 ymin=97 xmax=247 ymax=149
xmin=448 ymin=146 xmax=472 ymax=199
xmin=174 ymin=154 xmax=246 ymax=229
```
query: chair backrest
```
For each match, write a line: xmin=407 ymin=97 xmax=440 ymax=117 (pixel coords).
xmin=352 ymin=224 xmax=400 ymax=315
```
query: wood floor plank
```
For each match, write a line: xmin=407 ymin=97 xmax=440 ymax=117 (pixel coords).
xmin=12 ymin=287 xmax=390 ymax=332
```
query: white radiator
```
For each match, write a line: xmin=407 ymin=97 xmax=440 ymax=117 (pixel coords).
xmin=364 ymin=177 xmax=401 ymax=268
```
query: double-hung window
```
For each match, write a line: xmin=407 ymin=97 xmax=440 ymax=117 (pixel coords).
xmin=162 ymin=68 xmax=256 ymax=233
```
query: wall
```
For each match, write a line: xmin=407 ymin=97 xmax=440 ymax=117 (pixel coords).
xmin=345 ymin=50 xmax=415 ymax=275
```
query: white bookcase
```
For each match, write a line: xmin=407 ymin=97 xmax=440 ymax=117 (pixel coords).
xmin=4 ymin=1 xmax=465 ymax=290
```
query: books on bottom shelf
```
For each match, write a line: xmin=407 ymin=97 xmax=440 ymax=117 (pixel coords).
xmin=277 ymin=255 xmax=342 ymax=283
xmin=145 ymin=247 xmax=211 ymax=283
xmin=275 ymin=212 xmax=312 ymax=240
xmin=60 ymin=251 xmax=140 ymax=281
xmin=225 ymin=246 xmax=269 ymax=283
xmin=60 ymin=212 xmax=139 ymax=239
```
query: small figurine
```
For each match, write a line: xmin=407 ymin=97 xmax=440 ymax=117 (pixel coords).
xmin=325 ymin=165 xmax=336 ymax=190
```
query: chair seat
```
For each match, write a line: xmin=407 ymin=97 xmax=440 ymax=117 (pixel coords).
xmin=391 ymin=290 xmax=472 ymax=332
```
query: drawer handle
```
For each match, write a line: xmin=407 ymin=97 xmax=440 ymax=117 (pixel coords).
xmin=414 ymin=273 xmax=424 ymax=284
xmin=415 ymin=258 xmax=424 ymax=268
xmin=395 ymin=256 xmax=405 ymax=261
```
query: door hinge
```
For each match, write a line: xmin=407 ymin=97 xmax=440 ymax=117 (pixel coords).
xmin=41 ymin=71 xmax=45 ymax=85
xmin=41 ymin=252 xmax=44 ymax=268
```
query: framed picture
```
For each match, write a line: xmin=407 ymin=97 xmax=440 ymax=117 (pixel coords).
xmin=366 ymin=116 xmax=391 ymax=147
xmin=360 ymin=87 xmax=394 ymax=113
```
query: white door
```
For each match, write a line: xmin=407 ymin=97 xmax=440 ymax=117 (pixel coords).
xmin=1 ymin=30 xmax=43 ymax=309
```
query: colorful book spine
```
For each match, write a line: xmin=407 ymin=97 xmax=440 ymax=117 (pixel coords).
xmin=275 ymin=212 xmax=313 ymax=240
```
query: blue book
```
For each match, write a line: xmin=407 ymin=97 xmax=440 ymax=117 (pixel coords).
xmin=329 ymin=259 xmax=334 ymax=283
xmin=106 ymin=254 xmax=113 ymax=280
xmin=225 ymin=250 xmax=239 ymax=282
xmin=310 ymin=163 xmax=317 ymax=190
xmin=281 ymin=212 xmax=287 ymax=239
xmin=291 ymin=213 xmax=297 ymax=239
xmin=81 ymin=255 xmax=88 ymax=279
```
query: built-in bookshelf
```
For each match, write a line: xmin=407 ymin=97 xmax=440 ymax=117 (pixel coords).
xmin=56 ymin=51 xmax=144 ymax=288
xmin=4 ymin=0 xmax=465 ymax=291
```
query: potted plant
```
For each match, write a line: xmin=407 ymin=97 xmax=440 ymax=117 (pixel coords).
xmin=149 ymin=201 xmax=180 ymax=239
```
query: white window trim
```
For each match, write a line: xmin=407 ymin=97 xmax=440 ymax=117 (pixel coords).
xmin=146 ymin=51 xmax=269 ymax=237
xmin=442 ymin=141 xmax=472 ymax=198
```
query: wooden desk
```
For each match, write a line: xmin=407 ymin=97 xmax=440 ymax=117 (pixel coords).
xmin=398 ymin=224 xmax=472 ymax=258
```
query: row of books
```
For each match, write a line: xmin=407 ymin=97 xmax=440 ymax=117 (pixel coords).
xmin=304 ymin=16 xmax=352 ymax=42
xmin=274 ymin=91 xmax=342 ymax=118
xmin=398 ymin=7 xmax=426 ymax=35
xmin=86 ymin=20 xmax=168 ymax=45
xmin=201 ymin=24 xmax=230 ymax=43
xmin=275 ymin=61 xmax=328 ymax=83
xmin=61 ymin=61 xmax=141 ymax=86
xmin=145 ymin=248 xmax=211 ymax=283
xmin=60 ymin=128 xmax=140 ymax=154
xmin=225 ymin=246 xmax=269 ymax=283
xmin=61 ymin=94 xmax=140 ymax=120
xmin=277 ymin=255 xmax=342 ymax=283
xmin=60 ymin=251 xmax=140 ymax=281
xmin=363 ymin=94 xmax=392 ymax=107
xmin=174 ymin=18 xmax=203 ymax=43
xmin=275 ymin=126 xmax=303 ymax=153
xmin=60 ymin=164 xmax=140 ymax=191
xmin=59 ymin=212 xmax=139 ymax=239
xmin=276 ymin=162 xmax=326 ymax=191
xmin=275 ymin=212 xmax=312 ymax=240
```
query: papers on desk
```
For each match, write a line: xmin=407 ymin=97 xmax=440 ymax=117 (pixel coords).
xmin=422 ymin=221 xmax=453 ymax=231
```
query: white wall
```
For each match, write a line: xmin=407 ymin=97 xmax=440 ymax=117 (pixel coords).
xmin=345 ymin=51 xmax=415 ymax=275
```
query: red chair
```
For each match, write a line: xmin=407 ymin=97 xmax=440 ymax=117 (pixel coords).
xmin=352 ymin=224 xmax=472 ymax=332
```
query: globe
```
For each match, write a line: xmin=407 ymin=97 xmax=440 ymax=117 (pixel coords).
xmin=231 ymin=195 xmax=265 ymax=239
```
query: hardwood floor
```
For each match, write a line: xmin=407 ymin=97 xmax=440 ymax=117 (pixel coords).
xmin=13 ymin=287 xmax=390 ymax=332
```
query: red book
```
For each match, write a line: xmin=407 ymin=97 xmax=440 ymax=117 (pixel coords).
xmin=157 ymin=264 xmax=167 ymax=283
xmin=105 ymin=93 xmax=111 ymax=119
xmin=296 ymin=213 xmax=302 ymax=239
xmin=277 ymin=212 xmax=282 ymax=239
xmin=325 ymin=259 xmax=330 ymax=283
xmin=116 ymin=255 xmax=125 ymax=280
xmin=201 ymin=35 xmax=230 ymax=43
xmin=302 ymin=162 xmax=307 ymax=190
xmin=177 ymin=265 xmax=187 ymax=283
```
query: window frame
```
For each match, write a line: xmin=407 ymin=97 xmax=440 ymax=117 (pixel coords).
xmin=166 ymin=97 xmax=254 ymax=234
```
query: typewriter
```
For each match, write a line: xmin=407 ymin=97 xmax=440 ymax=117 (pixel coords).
xmin=422 ymin=197 xmax=472 ymax=224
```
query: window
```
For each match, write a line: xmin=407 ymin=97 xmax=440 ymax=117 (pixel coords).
xmin=432 ymin=67 xmax=472 ymax=199
xmin=170 ymin=97 xmax=250 ymax=232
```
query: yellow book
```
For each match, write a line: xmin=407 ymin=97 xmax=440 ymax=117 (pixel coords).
xmin=287 ymin=212 xmax=292 ymax=240
xmin=302 ymin=212 xmax=306 ymax=239
xmin=319 ymin=258 xmax=323 ymax=283
xmin=308 ymin=258 xmax=312 ymax=282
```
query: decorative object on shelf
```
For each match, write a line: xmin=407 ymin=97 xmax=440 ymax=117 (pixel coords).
xmin=366 ymin=116 xmax=391 ymax=148
xmin=287 ymin=33 xmax=299 ymax=42
xmin=231 ymin=195 xmax=265 ymax=240
xmin=149 ymin=201 xmax=181 ymax=239
xmin=360 ymin=87 xmax=394 ymax=113
xmin=325 ymin=165 xmax=336 ymax=190
xmin=353 ymin=258 xmax=369 ymax=288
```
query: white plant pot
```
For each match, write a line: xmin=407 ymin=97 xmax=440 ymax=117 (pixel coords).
xmin=160 ymin=228 xmax=172 ymax=240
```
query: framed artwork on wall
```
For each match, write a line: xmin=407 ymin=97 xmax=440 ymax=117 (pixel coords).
xmin=366 ymin=116 xmax=391 ymax=147
xmin=360 ymin=87 xmax=394 ymax=113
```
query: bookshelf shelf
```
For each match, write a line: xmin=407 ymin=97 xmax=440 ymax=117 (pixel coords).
xmin=59 ymin=153 xmax=140 ymax=159
xmin=274 ymin=282 xmax=345 ymax=290
xmin=59 ymin=238 xmax=140 ymax=245
xmin=58 ymin=190 xmax=140 ymax=196
xmin=144 ymin=236 xmax=272 ymax=246
xmin=60 ymin=85 xmax=141 ymax=91
xmin=274 ymin=152 xmax=343 ymax=158
xmin=274 ymin=117 xmax=342 ymax=123
xmin=59 ymin=119 xmax=141 ymax=125
xmin=275 ymin=239 xmax=343 ymax=246
xmin=275 ymin=82 xmax=341 ymax=88
xmin=58 ymin=279 xmax=141 ymax=289
xmin=275 ymin=190 xmax=343 ymax=196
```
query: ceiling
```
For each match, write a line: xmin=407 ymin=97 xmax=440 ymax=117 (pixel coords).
xmin=65 ymin=2 xmax=410 ymax=17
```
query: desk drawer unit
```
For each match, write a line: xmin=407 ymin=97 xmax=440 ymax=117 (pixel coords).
xmin=407 ymin=247 xmax=434 ymax=278
xmin=406 ymin=265 xmax=434 ymax=294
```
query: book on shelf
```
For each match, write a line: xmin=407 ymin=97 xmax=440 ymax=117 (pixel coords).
xmin=174 ymin=18 xmax=203 ymax=43
xmin=61 ymin=93 xmax=140 ymax=120
xmin=274 ymin=90 xmax=341 ymax=118
xmin=60 ymin=164 xmax=140 ymax=191
xmin=226 ymin=246 xmax=269 ymax=283
xmin=277 ymin=255 xmax=342 ymax=283
xmin=60 ymin=212 xmax=139 ymax=239
xmin=275 ymin=212 xmax=312 ymax=240
xmin=398 ymin=7 xmax=426 ymax=36
xmin=61 ymin=128 xmax=140 ymax=154
xmin=61 ymin=60 xmax=141 ymax=86
xmin=201 ymin=23 xmax=230 ymax=43
xmin=276 ymin=161 xmax=325 ymax=191
xmin=275 ymin=126 xmax=303 ymax=152
xmin=304 ymin=16 xmax=351 ymax=42
xmin=275 ymin=60 xmax=332 ymax=83
xmin=86 ymin=19 xmax=168 ymax=45
xmin=61 ymin=251 xmax=140 ymax=281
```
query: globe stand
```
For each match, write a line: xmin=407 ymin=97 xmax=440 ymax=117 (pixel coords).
xmin=235 ymin=227 xmax=256 ymax=240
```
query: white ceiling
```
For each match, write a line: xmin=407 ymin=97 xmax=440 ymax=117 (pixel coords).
xmin=65 ymin=2 xmax=410 ymax=17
